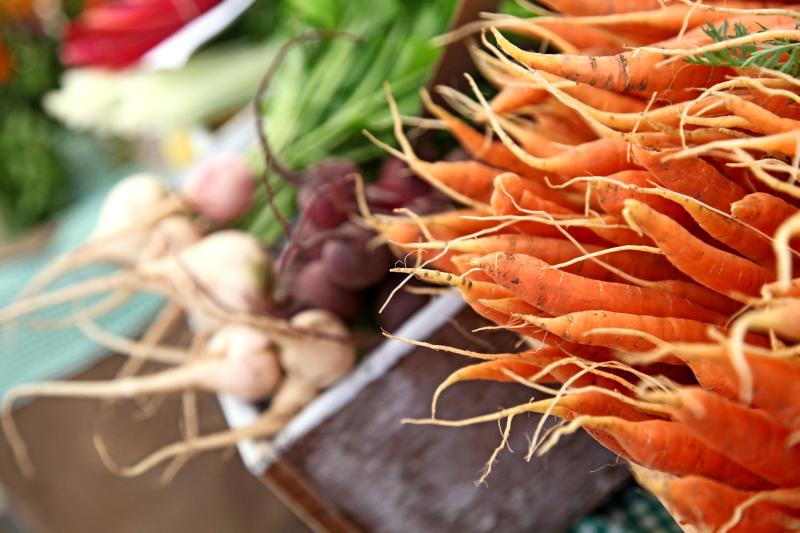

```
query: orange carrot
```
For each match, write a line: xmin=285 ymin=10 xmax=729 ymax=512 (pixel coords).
xmin=577 ymin=416 xmax=774 ymax=490
xmin=623 ymin=199 xmax=773 ymax=297
xmin=560 ymin=83 xmax=648 ymax=114
xmin=631 ymin=145 xmax=747 ymax=212
xmin=493 ymin=27 xmax=730 ymax=101
xmin=423 ymin=90 xmax=542 ymax=178
xmin=521 ymin=310 xmax=720 ymax=353
xmin=418 ymin=209 xmax=504 ymax=236
xmin=592 ymin=170 xmax=692 ymax=225
xmin=527 ymin=109 xmax=598 ymax=145
xmin=533 ymin=2 xmax=788 ymax=42
xmin=646 ymin=279 xmax=741 ymax=316
xmin=395 ymin=268 xmax=588 ymax=352
xmin=530 ymin=99 xmax=600 ymax=143
xmin=722 ymin=93 xmax=800 ymax=135
xmin=664 ymin=387 xmax=800 ymax=487
xmin=490 ymin=174 xmax=605 ymax=242
xmin=436 ymin=233 xmax=681 ymax=282
xmin=512 ymin=136 xmax=637 ymax=179
xmin=477 ymin=252 xmax=724 ymax=323
xmin=648 ymin=474 xmax=800 ymax=532
xmin=586 ymin=215 xmax=655 ymax=247
xmin=536 ymin=0 xmax=663 ymax=16
xmin=375 ymin=218 xmax=463 ymax=272
xmin=412 ymin=161 xmax=501 ymax=204
xmin=675 ymin=348 xmax=800 ymax=428
xmin=490 ymin=72 xmax=645 ymax=116
xmin=490 ymin=86 xmax=548 ymax=114
xmin=450 ymin=253 xmax=493 ymax=283
xmin=756 ymin=91 xmax=800 ymax=122
xmin=505 ymin=123 xmax=571 ymax=159
xmin=512 ymin=19 xmax=628 ymax=52
xmin=655 ymin=188 xmax=775 ymax=266
xmin=731 ymin=192 xmax=799 ymax=237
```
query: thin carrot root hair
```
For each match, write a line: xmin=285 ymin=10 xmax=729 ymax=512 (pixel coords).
xmin=477 ymin=414 xmax=516 ymax=485
xmin=594 ymin=327 xmax=695 ymax=366
xmin=505 ymin=358 xmax=646 ymax=395
xmin=719 ymin=489 xmax=800 ymax=533
xmin=673 ymin=0 xmax=800 ymax=20
xmin=431 ymin=355 xmax=641 ymax=419
xmin=380 ymin=214 xmax=517 ymax=314
xmin=545 ymin=245 xmax=663 ymax=271
xmin=534 ymin=414 xmax=594 ymax=457
xmin=407 ymin=382 xmax=657 ymax=430
xmin=648 ymin=28 xmax=800 ymax=64
xmin=670 ymin=130 xmax=797 ymax=162
xmin=382 ymin=331 xmax=538 ymax=361
xmin=468 ymin=42 xmax=524 ymax=88
xmin=729 ymin=148 xmax=800 ymax=201
xmin=462 ymin=71 xmax=556 ymax=173
xmin=514 ymin=366 xmax=652 ymax=461
xmin=362 ymin=84 xmax=491 ymax=211
xmin=735 ymin=76 xmax=800 ymax=105
xmin=607 ymin=179 xmax=793 ymax=263
xmin=726 ymin=307 xmax=779 ymax=405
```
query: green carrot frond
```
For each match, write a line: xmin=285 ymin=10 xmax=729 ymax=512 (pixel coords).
xmin=685 ymin=21 xmax=800 ymax=77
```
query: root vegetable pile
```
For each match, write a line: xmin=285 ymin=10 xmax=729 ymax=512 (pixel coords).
xmin=373 ymin=2 xmax=800 ymax=531
xmin=0 ymin=158 xmax=356 ymax=481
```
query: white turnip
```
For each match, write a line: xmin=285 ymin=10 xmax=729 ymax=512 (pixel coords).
xmin=0 ymin=230 xmax=269 ymax=334
xmin=92 ymin=309 xmax=355 ymax=478
xmin=16 ymin=174 xmax=183 ymax=300
xmin=2 ymin=323 xmax=282 ymax=477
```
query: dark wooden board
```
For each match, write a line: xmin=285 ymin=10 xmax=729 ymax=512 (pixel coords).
xmin=264 ymin=309 xmax=631 ymax=533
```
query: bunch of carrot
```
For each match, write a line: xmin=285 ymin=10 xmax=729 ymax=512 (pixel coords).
xmin=369 ymin=1 xmax=800 ymax=531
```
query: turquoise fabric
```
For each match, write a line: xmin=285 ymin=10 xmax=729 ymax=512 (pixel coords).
xmin=0 ymin=136 xmax=162 ymax=395
xmin=571 ymin=484 xmax=680 ymax=533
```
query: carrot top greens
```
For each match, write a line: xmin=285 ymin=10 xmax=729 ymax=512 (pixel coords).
xmin=686 ymin=20 xmax=800 ymax=77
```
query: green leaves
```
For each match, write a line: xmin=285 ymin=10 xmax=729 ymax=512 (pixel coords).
xmin=287 ymin=0 xmax=342 ymax=29
xmin=686 ymin=20 xmax=800 ymax=77
xmin=0 ymin=104 xmax=67 ymax=234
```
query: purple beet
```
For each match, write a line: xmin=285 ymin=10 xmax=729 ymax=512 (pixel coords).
xmin=299 ymin=158 xmax=360 ymax=187
xmin=321 ymin=238 xmax=390 ymax=291
xmin=291 ymin=261 xmax=361 ymax=321
xmin=376 ymin=157 xmax=431 ymax=201
xmin=402 ymin=192 xmax=452 ymax=216
xmin=298 ymin=176 xmax=357 ymax=229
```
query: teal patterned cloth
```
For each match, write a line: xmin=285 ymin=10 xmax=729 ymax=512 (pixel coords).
xmin=0 ymin=136 xmax=162 ymax=395
xmin=572 ymin=484 xmax=680 ymax=533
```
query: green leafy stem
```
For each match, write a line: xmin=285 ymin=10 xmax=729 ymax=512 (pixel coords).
xmin=686 ymin=20 xmax=800 ymax=77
